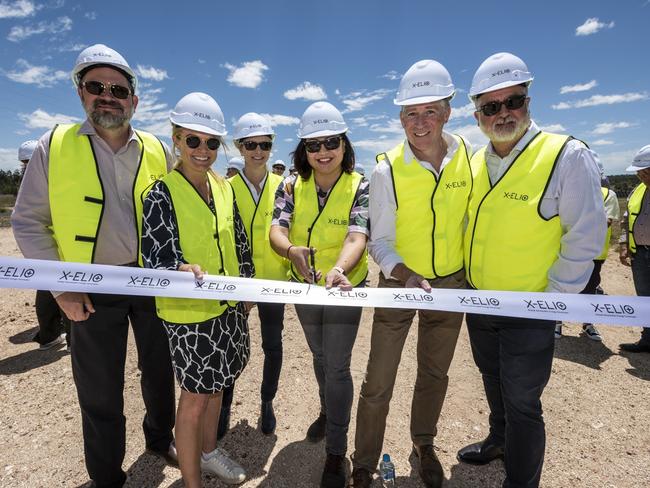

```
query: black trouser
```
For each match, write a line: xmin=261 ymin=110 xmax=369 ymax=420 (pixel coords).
xmin=71 ymin=293 xmax=175 ymax=488
xmin=221 ymin=302 xmax=285 ymax=414
xmin=33 ymin=289 xmax=70 ymax=345
xmin=580 ymin=260 xmax=604 ymax=295
xmin=632 ymin=246 xmax=650 ymax=344
xmin=466 ymin=313 xmax=555 ymax=488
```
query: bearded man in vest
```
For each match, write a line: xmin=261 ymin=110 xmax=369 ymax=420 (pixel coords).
xmin=12 ymin=44 xmax=176 ymax=488
xmin=457 ymin=52 xmax=606 ymax=488
xmin=351 ymin=60 xmax=471 ymax=488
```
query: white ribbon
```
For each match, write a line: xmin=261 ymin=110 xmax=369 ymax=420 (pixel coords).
xmin=0 ymin=256 xmax=647 ymax=327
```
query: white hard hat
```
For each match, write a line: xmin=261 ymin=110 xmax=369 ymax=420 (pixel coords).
xmin=297 ymin=102 xmax=348 ymax=138
xmin=170 ymin=92 xmax=227 ymax=136
xmin=233 ymin=112 xmax=274 ymax=140
xmin=394 ymin=59 xmax=455 ymax=106
xmin=227 ymin=156 xmax=245 ymax=171
xmin=626 ymin=145 xmax=650 ymax=172
xmin=272 ymin=159 xmax=286 ymax=168
xmin=469 ymin=52 xmax=534 ymax=99
xmin=18 ymin=140 xmax=38 ymax=162
xmin=71 ymin=43 xmax=137 ymax=91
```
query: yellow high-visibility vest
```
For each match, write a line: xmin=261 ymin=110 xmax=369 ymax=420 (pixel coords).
xmin=465 ymin=132 xmax=570 ymax=291
xmin=229 ymin=172 xmax=288 ymax=280
xmin=289 ymin=171 xmax=367 ymax=286
xmin=628 ymin=183 xmax=648 ymax=254
xmin=596 ymin=187 xmax=612 ymax=260
xmin=155 ymin=170 xmax=240 ymax=324
xmin=48 ymin=123 xmax=166 ymax=264
xmin=377 ymin=137 xmax=471 ymax=278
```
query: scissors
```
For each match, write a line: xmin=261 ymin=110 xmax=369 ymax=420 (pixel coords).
xmin=309 ymin=246 xmax=317 ymax=284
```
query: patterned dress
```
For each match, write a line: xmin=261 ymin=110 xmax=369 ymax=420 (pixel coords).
xmin=142 ymin=179 xmax=255 ymax=394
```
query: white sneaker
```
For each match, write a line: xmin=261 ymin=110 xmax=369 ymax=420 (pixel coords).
xmin=582 ymin=323 xmax=602 ymax=342
xmin=201 ymin=447 xmax=246 ymax=484
xmin=38 ymin=334 xmax=66 ymax=350
xmin=554 ymin=323 xmax=562 ymax=340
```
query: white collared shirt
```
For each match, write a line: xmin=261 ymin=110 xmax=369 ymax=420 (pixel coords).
xmin=368 ymin=131 xmax=462 ymax=278
xmin=238 ymin=169 xmax=268 ymax=204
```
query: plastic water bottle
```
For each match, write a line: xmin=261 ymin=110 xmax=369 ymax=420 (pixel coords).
xmin=379 ymin=453 xmax=396 ymax=486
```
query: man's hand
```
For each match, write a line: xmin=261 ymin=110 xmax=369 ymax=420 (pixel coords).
xmin=55 ymin=292 xmax=95 ymax=321
xmin=324 ymin=268 xmax=353 ymax=290
xmin=178 ymin=263 xmax=204 ymax=279
xmin=405 ymin=272 xmax=432 ymax=292
xmin=619 ymin=244 xmax=631 ymax=266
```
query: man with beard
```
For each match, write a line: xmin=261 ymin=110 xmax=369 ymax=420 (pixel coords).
xmin=12 ymin=44 xmax=176 ymax=488
xmin=457 ymin=52 xmax=605 ymax=488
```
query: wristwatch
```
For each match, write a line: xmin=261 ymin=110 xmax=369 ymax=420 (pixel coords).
xmin=333 ymin=266 xmax=345 ymax=275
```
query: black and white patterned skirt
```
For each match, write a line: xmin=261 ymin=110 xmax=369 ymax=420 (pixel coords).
xmin=162 ymin=303 xmax=250 ymax=394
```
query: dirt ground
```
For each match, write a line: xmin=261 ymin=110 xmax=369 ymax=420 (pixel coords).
xmin=0 ymin=226 xmax=648 ymax=488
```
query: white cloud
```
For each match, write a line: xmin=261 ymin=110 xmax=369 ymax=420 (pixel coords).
xmin=0 ymin=0 xmax=35 ymax=18
xmin=84 ymin=11 xmax=96 ymax=20
xmin=283 ymin=138 xmax=293 ymax=142
xmin=592 ymin=139 xmax=614 ymax=146
xmin=284 ymin=81 xmax=327 ymax=101
xmin=379 ymin=70 xmax=400 ymax=80
xmin=222 ymin=60 xmax=268 ymax=89
xmin=7 ymin=15 xmax=72 ymax=42
xmin=18 ymin=109 xmax=80 ymax=129
xmin=135 ymin=65 xmax=169 ymax=81
xmin=259 ymin=113 xmax=300 ymax=127
xmin=575 ymin=17 xmax=615 ymax=36
xmin=599 ymin=148 xmax=638 ymax=174
xmin=341 ymin=88 xmax=392 ymax=113
xmin=352 ymin=135 xmax=403 ymax=154
xmin=6 ymin=59 xmax=67 ymax=87
xmin=449 ymin=102 xmax=475 ymax=120
xmin=132 ymin=87 xmax=170 ymax=137
xmin=0 ymin=147 xmax=21 ymax=171
xmin=560 ymin=80 xmax=597 ymax=94
xmin=552 ymin=92 xmax=648 ymax=110
xmin=198 ymin=59 xmax=206 ymax=64
xmin=450 ymin=124 xmax=489 ymax=150
xmin=592 ymin=121 xmax=634 ymax=134
xmin=350 ymin=114 xmax=387 ymax=127
xmin=56 ymin=42 xmax=87 ymax=52
xmin=539 ymin=123 xmax=567 ymax=133
xmin=369 ymin=119 xmax=403 ymax=134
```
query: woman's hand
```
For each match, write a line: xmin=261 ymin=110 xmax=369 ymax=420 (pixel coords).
xmin=325 ymin=267 xmax=352 ymax=290
xmin=178 ymin=263 xmax=204 ymax=279
xmin=288 ymin=246 xmax=322 ymax=284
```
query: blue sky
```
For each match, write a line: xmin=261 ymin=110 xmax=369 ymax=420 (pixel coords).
xmin=0 ymin=0 xmax=648 ymax=175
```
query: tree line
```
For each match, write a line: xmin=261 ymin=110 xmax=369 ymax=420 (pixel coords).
xmin=0 ymin=169 xmax=23 ymax=196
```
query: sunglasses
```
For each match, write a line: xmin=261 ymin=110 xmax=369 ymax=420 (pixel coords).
xmin=242 ymin=141 xmax=273 ymax=151
xmin=81 ymin=80 xmax=132 ymax=100
xmin=476 ymin=94 xmax=527 ymax=117
xmin=304 ymin=136 xmax=342 ymax=153
xmin=185 ymin=135 xmax=221 ymax=151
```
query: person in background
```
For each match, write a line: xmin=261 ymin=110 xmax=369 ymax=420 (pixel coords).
xmin=271 ymin=159 xmax=286 ymax=176
xmin=226 ymin=156 xmax=244 ymax=178
xmin=142 ymin=92 xmax=252 ymax=486
xmin=619 ymin=145 xmax=650 ymax=353
xmin=17 ymin=139 xmax=71 ymax=352
xmin=219 ymin=113 xmax=288 ymax=439
xmin=270 ymin=101 xmax=369 ymax=488
xmin=11 ymin=44 xmax=176 ymax=488
xmin=354 ymin=165 xmax=365 ymax=176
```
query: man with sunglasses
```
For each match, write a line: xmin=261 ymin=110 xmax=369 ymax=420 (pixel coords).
xmin=458 ymin=52 xmax=605 ymax=488
xmin=352 ymin=60 xmax=472 ymax=488
xmin=12 ymin=44 xmax=176 ymax=488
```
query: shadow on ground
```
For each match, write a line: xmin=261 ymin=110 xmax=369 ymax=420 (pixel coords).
xmin=0 ymin=343 xmax=67 ymax=374
xmin=553 ymin=333 xmax=614 ymax=370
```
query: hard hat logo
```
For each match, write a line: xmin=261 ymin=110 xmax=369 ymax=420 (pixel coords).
xmin=314 ymin=119 xmax=329 ymax=124
xmin=233 ymin=113 xmax=274 ymax=140
xmin=469 ymin=52 xmax=533 ymax=99
xmin=412 ymin=81 xmax=431 ymax=88
xmin=492 ymin=69 xmax=511 ymax=77
xmin=193 ymin=112 xmax=212 ymax=120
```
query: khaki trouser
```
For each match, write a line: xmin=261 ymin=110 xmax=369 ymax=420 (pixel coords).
xmin=352 ymin=270 xmax=465 ymax=472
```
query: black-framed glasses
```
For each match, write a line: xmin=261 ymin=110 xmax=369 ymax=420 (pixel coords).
xmin=242 ymin=140 xmax=273 ymax=151
xmin=304 ymin=136 xmax=342 ymax=153
xmin=185 ymin=135 xmax=221 ymax=151
xmin=81 ymin=80 xmax=132 ymax=100
xmin=476 ymin=94 xmax=527 ymax=117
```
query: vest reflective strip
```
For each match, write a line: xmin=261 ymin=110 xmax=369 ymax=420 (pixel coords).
xmin=155 ymin=171 xmax=240 ymax=324
xmin=48 ymin=123 xmax=166 ymax=264
xmin=465 ymin=132 xmax=569 ymax=292
xmin=628 ymin=183 xmax=648 ymax=254
xmin=229 ymin=172 xmax=288 ymax=280
xmin=289 ymin=172 xmax=368 ymax=286
xmin=388 ymin=137 xmax=471 ymax=278
xmin=597 ymin=187 xmax=612 ymax=260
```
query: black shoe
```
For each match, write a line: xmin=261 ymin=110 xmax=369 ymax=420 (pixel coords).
xmin=457 ymin=437 xmax=504 ymax=465
xmin=146 ymin=440 xmax=179 ymax=468
xmin=350 ymin=467 xmax=372 ymax=488
xmin=412 ymin=444 xmax=443 ymax=488
xmin=306 ymin=412 xmax=327 ymax=443
xmin=620 ymin=341 xmax=650 ymax=353
xmin=217 ymin=408 xmax=230 ymax=440
xmin=320 ymin=453 xmax=347 ymax=488
xmin=260 ymin=400 xmax=276 ymax=435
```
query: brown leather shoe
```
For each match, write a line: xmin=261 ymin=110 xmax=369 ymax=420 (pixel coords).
xmin=350 ymin=466 xmax=372 ymax=487
xmin=412 ymin=444 xmax=443 ymax=488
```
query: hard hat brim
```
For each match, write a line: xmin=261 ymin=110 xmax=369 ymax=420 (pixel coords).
xmin=72 ymin=62 xmax=137 ymax=90
xmin=234 ymin=129 xmax=275 ymax=140
xmin=394 ymin=93 xmax=454 ymax=106
xmin=174 ymin=122 xmax=227 ymax=137
xmin=626 ymin=163 xmax=650 ymax=172
xmin=469 ymin=79 xmax=533 ymax=99
xmin=299 ymin=128 xmax=347 ymax=139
